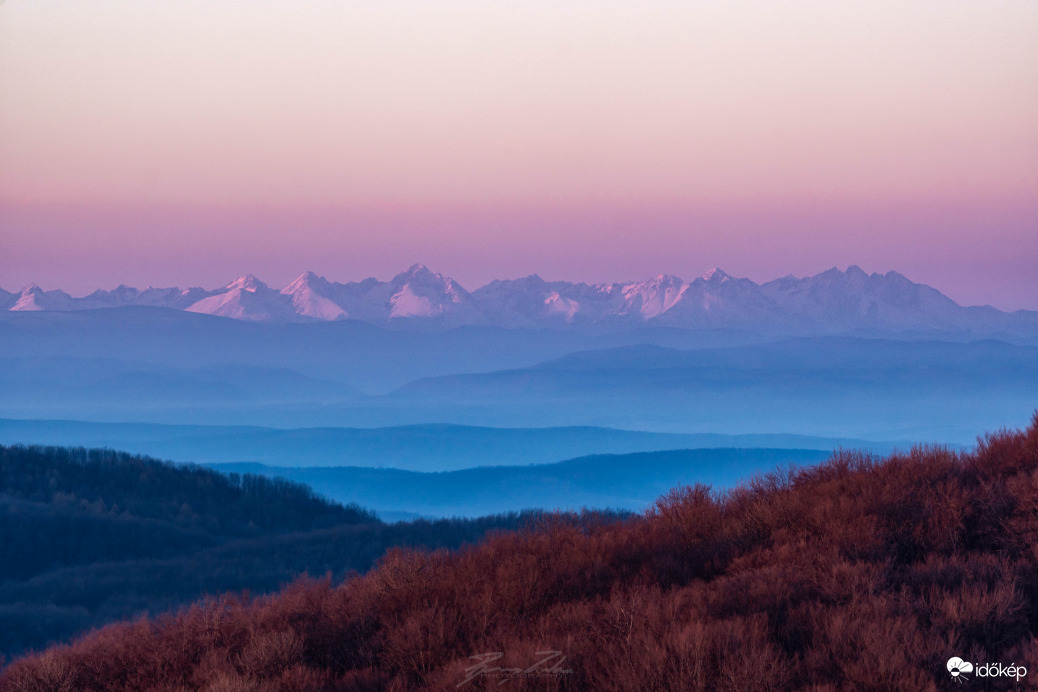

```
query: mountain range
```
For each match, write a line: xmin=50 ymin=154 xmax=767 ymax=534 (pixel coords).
xmin=4 ymin=264 xmax=1036 ymax=337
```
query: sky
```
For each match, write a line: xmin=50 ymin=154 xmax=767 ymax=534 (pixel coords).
xmin=1 ymin=1 xmax=1036 ymax=309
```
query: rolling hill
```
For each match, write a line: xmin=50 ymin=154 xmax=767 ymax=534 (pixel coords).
xmin=210 ymin=447 xmax=833 ymax=517
xmin=0 ymin=419 xmax=890 ymax=471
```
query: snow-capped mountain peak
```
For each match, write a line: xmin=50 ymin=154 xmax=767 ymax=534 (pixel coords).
xmin=226 ymin=274 xmax=265 ymax=293
xmin=621 ymin=274 xmax=688 ymax=318
xmin=387 ymin=265 xmax=481 ymax=320
xmin=186 ymin=274 xmax=295 ymax=321
xmin=10 ymin=283 xmax=78 ymax=312
xmin=282 ymin=271 xmax=325 ymax=294
xmin=281 ymin=271 xmax=347 ymax=320
xmin=393 ymin=263 xmax=436 ymax=283
xmin=11 ymin=284 xmax=45 ymax=311
xmin=700 ymin=268 xmax=731 ymax=283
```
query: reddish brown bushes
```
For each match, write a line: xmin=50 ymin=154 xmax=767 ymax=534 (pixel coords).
xmin=5 ymin=414 xmax=1038 ymax=690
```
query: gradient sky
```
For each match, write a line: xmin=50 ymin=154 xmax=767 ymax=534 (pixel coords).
xmin=1 ymin=1 xmax=1036 ymax=308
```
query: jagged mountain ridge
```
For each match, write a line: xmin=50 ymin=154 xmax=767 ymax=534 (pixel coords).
xmin=4 ymin=264 xmax=1036 ymax=336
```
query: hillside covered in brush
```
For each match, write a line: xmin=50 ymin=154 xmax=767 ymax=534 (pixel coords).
xmin=4 ymin=416 xmax=1037 ymax=690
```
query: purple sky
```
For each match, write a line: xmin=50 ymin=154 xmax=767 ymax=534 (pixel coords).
xmin=1 ymin=2 xmax=1036 ymax=309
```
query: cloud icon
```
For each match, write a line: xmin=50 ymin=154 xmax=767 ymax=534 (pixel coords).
xmin=947 ymin=657 xmax=974 ymax=680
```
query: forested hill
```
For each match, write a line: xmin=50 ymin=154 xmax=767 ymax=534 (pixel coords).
xmin=0 ymin=445 xmax=374 ymax=535
xmin=0 ymin=445 xmax=542 ymax=658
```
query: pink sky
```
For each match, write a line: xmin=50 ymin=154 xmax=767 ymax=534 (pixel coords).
xmin=1 ymin=2 xmax=1036 ymax=308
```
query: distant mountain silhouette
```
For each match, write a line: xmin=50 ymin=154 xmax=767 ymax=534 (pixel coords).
xmin=6 ymin=266 xmax=1037 ymax=338
xmin=210 ymin=447 xmax=832 ymax=517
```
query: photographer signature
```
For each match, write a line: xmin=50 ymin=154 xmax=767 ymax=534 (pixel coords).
xmin=458 ymin=650 xmax=574 ymax=687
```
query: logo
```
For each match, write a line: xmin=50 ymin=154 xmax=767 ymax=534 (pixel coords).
xmin=947 ymin=657 xmax=973 ymax=683
xmin=947 ymin=657 xmax=1027 ymax=683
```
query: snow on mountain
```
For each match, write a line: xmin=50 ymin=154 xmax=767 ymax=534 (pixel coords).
xmin=471 ymin=275 xmax=577 ymax=326
xmin=4 ymin=283 xmax=214 ymax=312
xmin=543 ymin=291 xmax=580 ymax=322
xmin=186 ymin=275 xmax=299 ymax=322
xmin=135 ymin=286 xmax=213 ymax=309
xmin=758 ymin=266 xmax=968 ymax=332
xmin=276 ymin=264 xmax=486 ymax=323
xmin=73 ymin=285 xmax=143 ymax=310
xmin=281 ymin=272 xmax=348 ymax=321
xmin=9 ymin=285 xmax=44 ymax=312
xmin=385 ymin=264 xmax=484 ymax=323
xmin=657 ymin=269 xmax=783 ymax=328
xmin=6 ymin=266 xmax=1037 ymax=339
xmin=700 ymin=267 xmax=731 ymax=283
xmin=474 ymin=268 xmax=771 ymax=327
xmin=620 ymin=274 xmax=688 ymax=319
xmin=472 ymin=275 xmax=633 ymax=326
xmin=248 ymin=264 xmax=485 ymax=323
xmin=389 ymin=284 xmax=434 ymax=318
xmin=10 ymin=284 xmax=74 ymax=312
